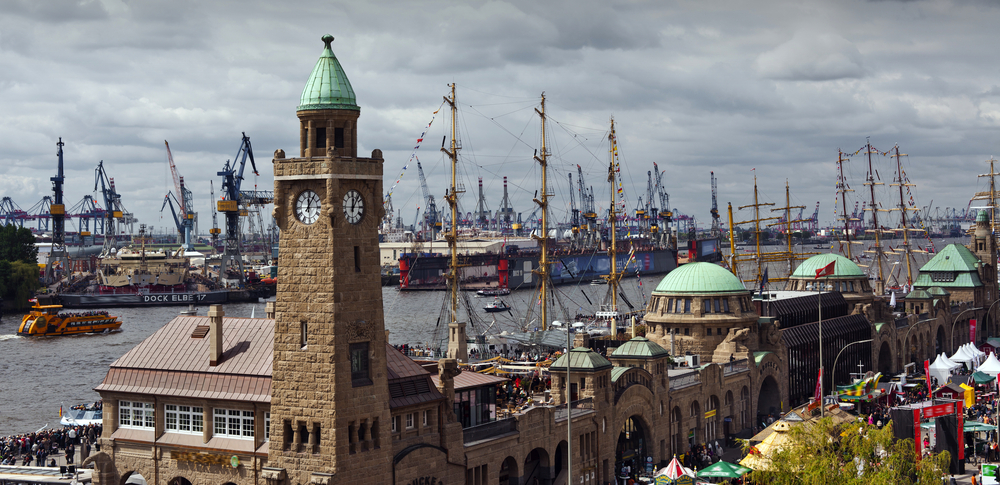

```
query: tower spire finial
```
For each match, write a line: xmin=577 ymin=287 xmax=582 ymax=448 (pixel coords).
xmin=322 ymin=34 xmax=334 ymax=49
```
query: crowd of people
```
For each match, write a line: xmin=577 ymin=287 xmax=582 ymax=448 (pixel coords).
xmin=0 ymin=423 xmax=101 ymax=467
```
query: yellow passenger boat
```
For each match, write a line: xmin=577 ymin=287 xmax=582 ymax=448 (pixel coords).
xmin=18 ymin=301 xmax=122 ymax=336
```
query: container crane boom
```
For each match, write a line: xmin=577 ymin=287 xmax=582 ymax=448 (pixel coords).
xmin=216 ymin=132 xmax=259 ymax=286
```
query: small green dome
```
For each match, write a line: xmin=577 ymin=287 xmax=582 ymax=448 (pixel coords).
xmin=298 ymin=34 xmax=360 ymax=112
xmin=550 ymin=347 xmax=613 ymax=371
xmin=790 ymin=253 xmax=864 ymax=279
xmin=653 ymin=262 xmax=747 ymax=294
xmin=610 ymin=337 xmax=670 ymax=359
xmin=977 ymin=211 xmax=989 ymax=223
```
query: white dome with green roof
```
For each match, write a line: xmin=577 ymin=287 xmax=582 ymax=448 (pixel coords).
xmin=790 ymin=253 xmax=864 ymax=279
xmin=653 ymin=262 xmax=747 ymax=294
xmin=298 ymin=35 xmax=360 ymax=112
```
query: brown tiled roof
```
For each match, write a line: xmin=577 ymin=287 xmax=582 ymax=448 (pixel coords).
xmin=431 ymin=370 xmax=508 ymax=391
xmin=385 ymin=345 xmax=444 ymax=409
xmin=95 ymin=316 xmax=274 ymax=402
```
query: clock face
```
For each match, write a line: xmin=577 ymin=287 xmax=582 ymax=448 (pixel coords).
xmin=343 ymin=189 xmax=364 ymax=225
xmin=295 ymin=190 xmax=321 ymax=225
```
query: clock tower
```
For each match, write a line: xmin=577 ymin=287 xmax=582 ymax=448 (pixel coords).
xmin=267 ymin=35 xmax=392 ymax=484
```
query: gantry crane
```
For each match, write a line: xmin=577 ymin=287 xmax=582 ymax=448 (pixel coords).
xmin=46 ymin=138 xmax=68 ymax=282
xmin=416 ymin=159 xmax=439 ymax=238
xmin=568 ymin=172 xmax=580 ymax=235
xmin=496 ymin=176 xmax=515 ymax=234
xmin=165 ymin=141 xmax=195 ymax=250
xmin=710 ymin=171 xmax=720 ymax=237
xmin=160 ymin=192 xmax=186 ymax=243
xmin=94 ymin=161 xmax=126 ymax=258
xmin=217 ymin=133 xmax=259 ymax=286
xmin=209 ymin=180 xmax=220 ymax=251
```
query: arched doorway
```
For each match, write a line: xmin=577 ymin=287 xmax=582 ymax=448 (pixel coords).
xmin=499 ymin=456 xmax=518 ymax=485
xmin=524 ymin=448 xmax=550 ymax=485
xmin=724 ymin=391 xmax=734 ymax=442
xmin=555 ymin=441 xmax=567 ymax=479
xmin=706 ymin=395 xmax=720 ymax=444
xmin=616 ymin=416 xmax=649 ymax=481
xmin=167 ymin=478 xmax=192 ymax=485
xmin=878 ymin=341 xmax=893 ymax=375
xmin=936 ymin=325 xmax=946 ymax=356
xmin=757 ymin=375 xmax=780 ymax=429
xmin=670 ymin=407 xmax=683 ymax=456
xmin=688 ymin=401 xmax=701 ymax=449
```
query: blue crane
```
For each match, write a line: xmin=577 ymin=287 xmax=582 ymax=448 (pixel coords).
xmin=94 ymin=160 xmax=125 ymax=257
xmin=216 ymin=133 xmax=259 ymax=286
xmin=160 ymin=191 xmax=185 ymax=238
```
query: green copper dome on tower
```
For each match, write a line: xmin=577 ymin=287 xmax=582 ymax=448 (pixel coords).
xmin=298 ymin=34 xmax=360 ymax=112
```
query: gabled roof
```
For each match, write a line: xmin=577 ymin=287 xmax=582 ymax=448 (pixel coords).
xmin=919 ymin=244 xmax=981 ymax=273
xmin=550 ymin=347 xmax=613 ymax=371
xmin=95 ymin=316 xmax=274 ymax=402
xmin=298 ymin=34 xmax=359 ymax=111
xmin=610 ymin=337 xmax=670 ymax=359
xmin=906 ymin=289 xmax=932 ymax=299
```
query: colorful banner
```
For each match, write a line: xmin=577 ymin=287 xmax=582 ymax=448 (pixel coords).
xmin=814 ymin=368 xmax=823 ymax=402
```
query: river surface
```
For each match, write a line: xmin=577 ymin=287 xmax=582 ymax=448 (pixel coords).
xmin=0 ymin=236 xmax=965 ymax=436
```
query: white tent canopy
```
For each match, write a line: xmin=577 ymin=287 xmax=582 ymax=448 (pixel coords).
xmin=940 ymin=353 xmax=963 ymax=370
xmin=929 ymin=354 xmax=960 ymax=385
xmin=978 ymin=352 xmax=1000 ymax=377
xmin=950 ymin=345 xmax=975 ymax=364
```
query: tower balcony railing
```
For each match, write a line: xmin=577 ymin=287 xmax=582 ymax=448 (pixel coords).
xmin=669 ymin=370 xmax=701 ymax=391
xmin=554 ymin=397 xmax=594 ymax=422
xmin=723 ymin=358 xmax=749 ymax=376
xmin=463 ymin=417 xmax=517 ymax=444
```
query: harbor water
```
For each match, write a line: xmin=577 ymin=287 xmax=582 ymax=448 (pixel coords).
xmin=0 ymin=278 xmax=655 ymax=436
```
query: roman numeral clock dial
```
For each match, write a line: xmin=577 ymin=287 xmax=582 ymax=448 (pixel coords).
xmin=343 ymin=189 xmax=364 ymax=224
xmin=295 ymin=189 xmax=321 ymax=225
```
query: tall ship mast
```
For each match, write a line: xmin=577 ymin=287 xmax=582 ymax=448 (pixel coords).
xmin=888 ymin=144 xmax=923 ymax=287
xmin=861 ymin=139 xmax=889 ymax=294
xmin=974 ymin=157 xmax=1000 ymax=238
xmin=835 ymin=149 xmax=857 ymax=260
xmin=767 ymin=181 xmax=808 ymax=278
xmin=531 ymin=93 xmax=553 ymax=330
xmin=728 ymin=174 xmax=777 ymax=284
xmin=442 ymin=83 xmax=467 ymax=362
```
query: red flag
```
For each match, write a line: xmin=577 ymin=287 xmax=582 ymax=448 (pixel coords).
xmin=814 ymin=368 xmax=823 ymax=402
xmin=924 ymin=359 xmax=932 ymax=391
xmin=815 ymin=261 xmax=835 ymax=279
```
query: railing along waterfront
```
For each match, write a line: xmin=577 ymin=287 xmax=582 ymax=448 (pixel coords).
xmin=554 ymin=397 xmax=594 ymax=422
xmin=669 ymin=370 xmax=701 ymax=390
xmin=463 ymin=417 xmax=518 ymax=444
xmin=723 ymin=358 xmax=749 ymax=376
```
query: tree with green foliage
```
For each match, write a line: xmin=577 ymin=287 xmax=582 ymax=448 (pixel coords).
xmin=744 ymin=418 xmax=950 ymax=485
xmin=0 ymin=225 xmax=39 ymax=308
xmin=0 ymin=224 xmax=37 ymax=263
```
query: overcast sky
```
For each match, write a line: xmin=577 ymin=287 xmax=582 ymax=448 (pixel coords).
xmin=2 ymin=0 xmax=999 ymax=238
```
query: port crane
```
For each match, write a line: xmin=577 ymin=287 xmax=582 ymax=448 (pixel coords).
xmin=164 ymin=141 xmax=195 ymax=251
xmin=45 ymin=138 xmax=68 ymax=282
xmin=415 ymin=159 xmax=439 ymax=239
xmin=568 ymin=172 xmax=580 ymax=237
xmin=217 ymin=133 xmax=259 ymax=286
xmin=0 ymin=197 xmax=27 ymax=227
xmin=94 ymin=161 xmax=126 ymax=258
xmin=710 ymin=171 xmax=720 ymax=237
xmin=209 ymin=180 xmax=221 ymax=250
xmin=26 ymin=196 xmax=53 ymax=233
xmin=160 ymin=192 xmax=188 ymax=245
xmin=473 ymin=177 xmax=491 ymax=230
xmin=68 ymin=195 xmax=104 ymax=238
xmin=496 ymin=176 xmax=514 ymax=234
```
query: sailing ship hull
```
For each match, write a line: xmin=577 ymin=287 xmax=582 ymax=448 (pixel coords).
xmin=399 ymin=247 xmax=678 ymax=290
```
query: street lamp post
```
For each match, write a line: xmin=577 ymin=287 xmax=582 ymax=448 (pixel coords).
xmin=829 ymin=339 xmax=874 ymax=405
xmin=808 ymin=280 xmax=833 ymax=416
xmin=950 ymin=307 xmax=984 ymax=353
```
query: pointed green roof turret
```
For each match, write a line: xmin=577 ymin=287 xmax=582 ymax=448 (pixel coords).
xmin=298 ymin=34 xmax=360 ymax=112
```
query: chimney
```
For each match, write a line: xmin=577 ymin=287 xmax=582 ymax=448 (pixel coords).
xmin=209 ymin=305 xmax=224 ymax=366
xmin=265 ymin=301 xmax=275 ymax=319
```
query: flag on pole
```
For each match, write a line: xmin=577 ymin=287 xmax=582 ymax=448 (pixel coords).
xmin=924 ymin=359 xmax=932 ymax=391
xmin=814 ymin=368 xmax=823 ymax=402
xmin=889 ymin=291 xmax=896 ymax=308
xmin=760 ymin=267 xmax=769 ymax=294
xmin=815 ymin=261 xmax=835 ymax=279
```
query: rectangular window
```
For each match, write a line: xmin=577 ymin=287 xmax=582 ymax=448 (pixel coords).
xmin=714 ymin=299 xmax=721 ymax=313
xmin=391 ymin=416 xmax=398 ymax=432
xmin=165 ymin=404 xmax=204 ymax=434
xmin=315 ymin=127 xmax=326 ymax=148
xmin=214 ymin=408 xmax=254 ymax=439
xmin=684 ymin=299 xmax=691 ymax=313
xmin=354 ymin=246 xmax=361 ymax=272
xmin=118 ymin=401 xmax=154 ymax=430
xmin=666 ymin=299 xmax=673 ymax=312
xmin=265 ymin=412 xmax=270 ymax=441
xmin=405 ymin=413 xmax=414 ymax=429
xmin=300 ymin=321 xmax=308 ymax=349
xmin=351 ymin=342 xmax=372 ymax=386
xmin=423 ymin=410 xmax=429 ymax=427
xmin=722 ymin=299 xmax=730 ymax=313
xmin=334 ymin=127 xmax=345 ymax=148
xmin=702 ymin=299 xmax=710 ymax=314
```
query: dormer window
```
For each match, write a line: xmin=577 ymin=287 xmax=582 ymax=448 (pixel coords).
xmin=931 ymin=272 xmax=956 ymax=282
